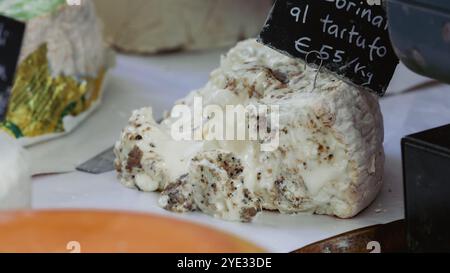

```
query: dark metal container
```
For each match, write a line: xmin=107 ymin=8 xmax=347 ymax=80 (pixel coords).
xmin=402 ymin=124 xmax=450 ymax=253
xmin=387 ymin=0 xmax=450 ymax=83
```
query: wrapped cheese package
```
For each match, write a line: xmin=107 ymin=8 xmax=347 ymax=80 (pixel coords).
xmin=0 ymin=0 xmax=114 ymax=146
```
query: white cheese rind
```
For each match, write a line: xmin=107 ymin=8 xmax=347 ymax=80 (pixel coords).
xmin=115 ymin=39 xmax=384 ymax=222
xmin=19 ymin=0 xmax=111 ymax=77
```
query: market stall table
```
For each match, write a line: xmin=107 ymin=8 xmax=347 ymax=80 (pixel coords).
xmin=30 ymin=49 xmax=450 ymax=253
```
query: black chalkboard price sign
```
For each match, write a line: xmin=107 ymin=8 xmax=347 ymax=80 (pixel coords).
xmin=0 ymin=14 xmax=25 ymax=88
xmin=258 ymin=0 xmax=399 ymax=96
xmin=0 ymin=14 xmax=25 ymax=119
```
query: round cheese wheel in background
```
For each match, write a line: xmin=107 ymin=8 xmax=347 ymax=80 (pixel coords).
xmin=93 ymin=0 xmax=273 ymax=54
xmin=0 ymin=133 xmax=31 ymax=210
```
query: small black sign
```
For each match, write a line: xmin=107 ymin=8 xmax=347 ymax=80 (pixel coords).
xmin=0 ymin=14 xmax=25 ymax=119
xmin=258 ymin=0 xmax=399 ymax=96
xmin=0 ymin=14 xmax=25 ymax=88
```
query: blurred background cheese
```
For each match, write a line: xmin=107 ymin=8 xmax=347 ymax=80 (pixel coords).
xmin=93 ymin=0 xmax=273 ymax=54
xmin=0 ymin=132 xmax=30 ymax=210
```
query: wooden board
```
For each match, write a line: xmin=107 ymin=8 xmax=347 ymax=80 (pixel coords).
xmin=294 ymin=220 xmax=406 ymax=253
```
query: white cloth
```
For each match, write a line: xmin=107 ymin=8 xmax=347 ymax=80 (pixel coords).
xmin=0 ymin=133 xmax=31 ymax=209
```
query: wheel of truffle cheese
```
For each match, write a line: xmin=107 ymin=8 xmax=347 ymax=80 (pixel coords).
xmin=115 ymin=39 xmax=384 ymax=222
xmin=0 ymin=133 xmax=30 ymax=210
xmin=93 ymin=0 xmax=273 ymax=54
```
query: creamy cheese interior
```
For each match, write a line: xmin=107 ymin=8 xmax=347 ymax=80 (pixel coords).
xmin=115 ymin=39 xmax=384 ymax=222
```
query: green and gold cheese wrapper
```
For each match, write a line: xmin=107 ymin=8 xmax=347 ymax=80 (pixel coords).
xmin=0 ymin=0 xmax=112 ymax=146
xmin=0 ymin=45 xmax=106 ymax=140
